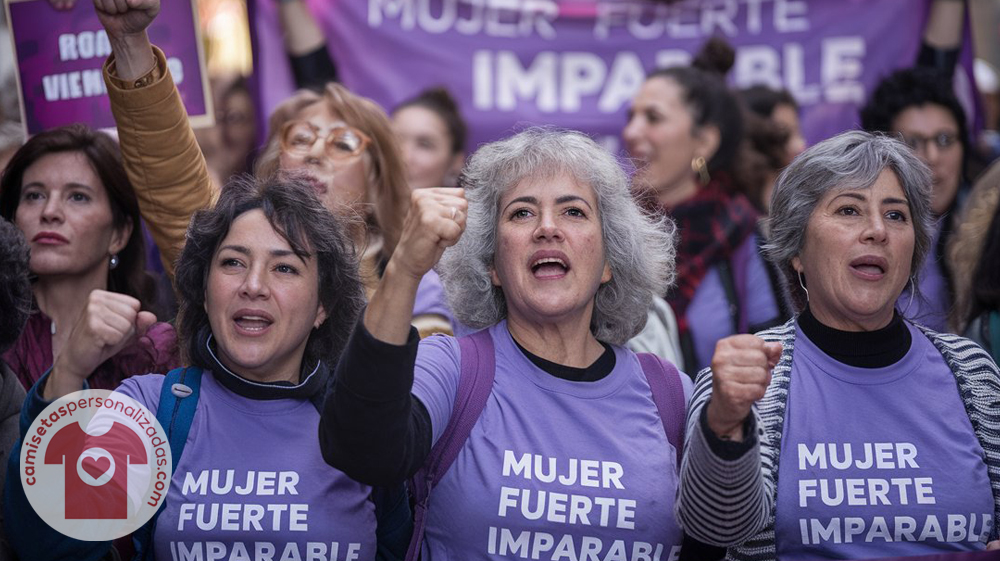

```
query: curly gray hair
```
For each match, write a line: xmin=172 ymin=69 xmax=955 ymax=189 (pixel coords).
xmin=763 ymin=130 xmax=934 ymax=311
xmin=438 ymin=128 xmax=676 ymax=344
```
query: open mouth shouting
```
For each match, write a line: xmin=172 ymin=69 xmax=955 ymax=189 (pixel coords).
xmin=233 ymin=309 xmax=275 ymax=336
xmin=530 ymin=251 xmax=570 ymax=280
xmin=849 ymin=255 xmax=888 ymax=281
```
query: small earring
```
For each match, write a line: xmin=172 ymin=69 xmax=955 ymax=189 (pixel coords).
xmin=797 ymin=271 xmax=808 ymax=302
xmin=691 ymin=156 xmax=710 ymax=185
xmin=109 ymin=254 xmax=119 ymax=270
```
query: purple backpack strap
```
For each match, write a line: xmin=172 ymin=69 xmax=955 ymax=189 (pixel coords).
xmin=405 ymin=329 xmax=495 ymax=561
xmin=636 ymin=353 xmax=686 ymax=468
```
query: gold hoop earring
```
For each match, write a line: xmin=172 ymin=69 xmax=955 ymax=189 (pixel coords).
xmin=691 ymin=156 xmax=710 ymax=185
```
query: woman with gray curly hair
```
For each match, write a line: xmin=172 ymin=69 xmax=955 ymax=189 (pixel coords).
xmin=677 ymin=130 xmax=1000 ymax=560
xmin=321 ymin=128 xmax=691 ymax=558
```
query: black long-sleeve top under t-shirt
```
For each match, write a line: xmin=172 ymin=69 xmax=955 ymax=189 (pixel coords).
xmin=319 ymin=317 xmax=614 ymax=487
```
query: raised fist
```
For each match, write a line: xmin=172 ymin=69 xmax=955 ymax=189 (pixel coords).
xmin=391 ymin=187 xmax=468 ymax=280
xmin=46 ymin=290 xmax=156 ymax=399
xmin=706 ymin=334 xmax=782 ymax=440
xmin=93 ymin=0 xmax=160 ymax=41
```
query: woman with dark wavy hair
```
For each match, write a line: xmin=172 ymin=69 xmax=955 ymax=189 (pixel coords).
xmin=0 ymin=124 xmax=177 ymax=391
xmin=5 ymin=176 xmax=413 ymax=561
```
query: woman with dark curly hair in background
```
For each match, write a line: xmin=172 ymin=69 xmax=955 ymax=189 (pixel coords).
xmin=860 ymin=66 xmax=972 ymax=333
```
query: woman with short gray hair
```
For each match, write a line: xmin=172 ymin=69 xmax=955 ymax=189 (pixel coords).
xmin=321 ymin=128 xmax=692 ymax=559
xmin=765 ymin=130 xmax=935 ymax=311
xmin=677 ymin=130 xmax=1000 ymax=560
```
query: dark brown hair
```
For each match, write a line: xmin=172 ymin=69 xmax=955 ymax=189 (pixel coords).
xmin=176 ymin=174 xmax=365 ymax=369
xmin=0 ymin=124 xmax=156 ymax=311
xmin=647 ymin=37 xmax=745 ymax=179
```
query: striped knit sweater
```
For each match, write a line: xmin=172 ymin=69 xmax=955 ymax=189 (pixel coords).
xmin=676 ymin=318 xmax=1000 ymax=561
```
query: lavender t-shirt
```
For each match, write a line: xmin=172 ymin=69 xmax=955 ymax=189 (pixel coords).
xmin=412 ymin=321 xmax=690 ymax=561
xmin=117 ymin=372 xmax=377 ymax=561
xmin=416 ymin=269 xmax=455 ymax=327
xmin=775 ymin=322 xmax=993 ymax=560
xmin=898 ymin=222 xmax=950 ymax=333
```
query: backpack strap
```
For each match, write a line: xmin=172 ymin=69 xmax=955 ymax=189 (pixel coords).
xmin=131 ymin=367 xmax=203 ymax=561
xmin=157 ymin=367 xmax=203 ymax=470
xmin=636 ymin=353 xmax=686 ymax=468
xmin=405 ymin=329 xmax=495 ymax=561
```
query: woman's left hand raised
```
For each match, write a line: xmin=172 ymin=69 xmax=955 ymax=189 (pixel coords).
xmin=43 ymin=290 xmax=157 ymax=400
xmin=390 ymin=187 xmax=467 ymax=281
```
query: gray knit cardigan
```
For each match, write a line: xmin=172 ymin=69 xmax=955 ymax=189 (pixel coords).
xmin=676 ymin=318 xmax=1000 ymax=561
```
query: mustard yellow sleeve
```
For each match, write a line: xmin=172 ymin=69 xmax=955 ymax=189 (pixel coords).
xmin=103 ymin=45 xmax=215 ymax=280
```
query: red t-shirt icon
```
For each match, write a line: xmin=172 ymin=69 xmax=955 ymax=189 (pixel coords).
xmin=45 ymin=422 xmax=147 ymax=519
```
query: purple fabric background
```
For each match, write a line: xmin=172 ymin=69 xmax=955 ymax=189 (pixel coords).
xmin=250 ymin=0 xmax=977 ymax=154
xmin=9 ymin=0 xmax=208 ymax=135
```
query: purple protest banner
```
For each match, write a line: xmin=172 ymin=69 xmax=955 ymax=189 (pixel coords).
xmin=6 ymin=0 xmax=213 ymax=136
xmin=251 ymin=0 xmax=976 ymax=153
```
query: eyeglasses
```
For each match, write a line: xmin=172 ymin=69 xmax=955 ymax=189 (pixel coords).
xmin=901 ymin=132 xmax=958 ymax=153
xmin=280 ymin=120 xmax=371 ymax=160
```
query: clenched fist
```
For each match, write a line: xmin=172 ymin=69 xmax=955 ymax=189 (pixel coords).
xmin=390 ymin=187 xmax=468 ymax=281
xmin=44 ymin=290 xmax=157 ymax=400
xmin=93 ymin=0 xmax=160 ymax=40
xmin=706 ymin=334 xmax=782 ymax=441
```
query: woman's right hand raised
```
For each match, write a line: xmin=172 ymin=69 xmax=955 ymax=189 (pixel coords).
xmin=389 ymin=187 xmax=467 ymax=281
xmin=706 ymin=334 xmax=782 ymax=441
xmin=93 ymin=0 xmax=159 ymax=82
xmin=367 ymin=188 xmax=467 ymax=345
xmin=94 ymin=0 xmax=160 ymax=40
xmin=44 ymin=290 xmax=157 ymax=400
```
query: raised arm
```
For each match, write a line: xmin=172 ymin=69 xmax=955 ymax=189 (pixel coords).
xmin=97 ymin=0 xmax=214 ymax=279
xmin=918 ymin=0 xmax=966 ymax=74
xmin=923 ymin=0 xmax=965 ymax=52
xmin=319 ymin=188 xmax=466 ymax=485
xmin=278 ymin=0 xmax=339 ymax=90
